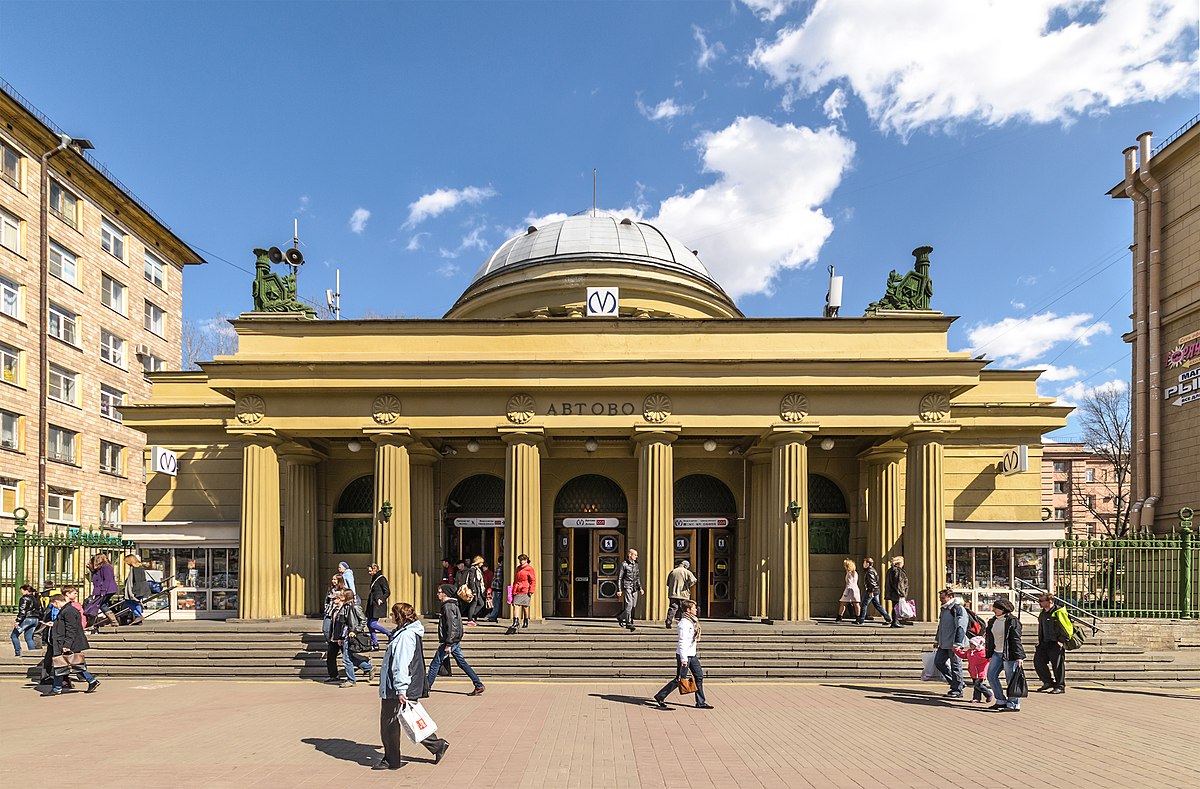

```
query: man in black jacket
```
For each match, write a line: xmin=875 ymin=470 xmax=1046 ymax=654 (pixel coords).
xmin=424 ymin=585 xmax=484 ymax=696
xmin=45 ymin=592 xmax=100 ymax=696
xmin=1034 ymin=594 xmax=1070 ymax=694
xmin=855 ymin=558 xmax=892 ymax=625
xmin=616 ymin=549 xmax=643 ymax=631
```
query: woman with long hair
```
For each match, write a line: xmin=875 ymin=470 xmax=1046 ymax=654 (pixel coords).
xmin=86 ymin=553 xmax=119 ymax=632
xmin=985 ymin=597 xmax=1026 ymax=712
xmin=506 ymin=554 xmax=536 ymax=635
xmin=651 ymin=600 xmax=713 ymax=710
xmin=334 ymin=588 xmax=372 ymax=687
xmin=122 ymin=554 xmax=151 ymax=625
xmin=377 ymin=602 xmax=449 ymax=770
xmin=836 ymin=558 xmax=861 ymax=623
xmin=323 ymin=574 xmax=347 ymax=682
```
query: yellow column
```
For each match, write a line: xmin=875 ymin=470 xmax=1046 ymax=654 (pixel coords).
xmin=747 ymin=449 xmax=772 ymax=620
xmin=238 ymin=436 xmax=282 ymax=620
xmin=280 ymin=447 xmax=320 ymax=616
xmin=409 ymin=448 xmax=440 ymax=616
xmin=905 ymin=431 xmax=947 ymax=622
xmin=862 ymin=446 xmax=905 ymax=565
xmin=373 ymin=433 xmax=414 ymax=606
xmin=503 ymin=430 xmax=543 ymax=620
xmin=768 ymin=431 xmax=811 ymax=621
xmin=636 ymin=430 xmax=676 ymax=623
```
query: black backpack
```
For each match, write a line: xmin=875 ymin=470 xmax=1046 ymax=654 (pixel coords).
xmin=964 ymin=607 xmax=985 ymax=638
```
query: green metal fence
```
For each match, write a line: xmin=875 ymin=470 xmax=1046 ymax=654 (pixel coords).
xmin=1 ymin=510 xmax=136 ymax=613
xmin=1053 ymin=507 xmax=1198 ymax=619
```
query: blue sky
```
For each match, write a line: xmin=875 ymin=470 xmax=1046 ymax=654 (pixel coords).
xmin=2 ymin=0 xmax=1197 ymax=437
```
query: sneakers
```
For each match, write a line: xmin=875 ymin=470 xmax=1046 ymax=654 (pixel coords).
xmin=434 ymin=740 xmax=450 ymax=764
xmin=945 ymin=691 xmax=963 ymax=699
xmin=364 ymin=666 xmax=373 ymax=684
xmin=1035 ymin=685 xmax=1054 ymax=692
xmin=652 ymin=698 xmax=669 ymax=709
xmin=339 ymin=680 xmax=357 ymax=688
xmin=469 ymin=685 xmax=485 ymax=696
xmin=465 ymin=620 xmax=477 ymax=627
xmin=85 ymin=679 xmax=101 ymax=693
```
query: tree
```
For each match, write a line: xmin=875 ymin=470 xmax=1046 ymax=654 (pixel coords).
xmin=1074 ymin=388 xmax=1132 ymax=537
xmin=181 ymin=313 xmax=239 ymax=370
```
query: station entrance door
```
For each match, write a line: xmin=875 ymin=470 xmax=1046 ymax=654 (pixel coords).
xmin=552 ymin=474 xmax=628 ymax=618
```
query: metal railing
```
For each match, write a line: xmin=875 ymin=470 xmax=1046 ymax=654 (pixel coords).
xmin=1 ymin=516 xmax=136 ymax=613
xmin=1014 ymin=578 xmax=1101 ymax=634
xmin=1152 ymin=113 xmax=1200 ymax=157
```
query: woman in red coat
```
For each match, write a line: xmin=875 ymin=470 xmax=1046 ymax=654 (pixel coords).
xmin=506 ymin=554 xmax=536 ymax=635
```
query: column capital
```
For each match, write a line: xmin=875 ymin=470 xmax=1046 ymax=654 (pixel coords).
xmin=763 ymin=426 xmax=817 ymax=446
xmin=278 ymin=442 xmax=323 ymax=466
xmin=228 ymin=428 xmax=282 ymax=445
xmin=632 ymin=426 xmax=679 ymax=444
xmin=858 ymin=441 xmax=907 ymax=463
xmin=498 ymin=427 xmax=545 ymax=446
xmin=896 ymin=423 xmax=960 ymax=445
xmin=366 ymin=428 xmax=413 ymax=445
xmin=408 ymin=445 xmax=442 ymax=466
xmin=746 ymin=447 xmax=772 ymax=465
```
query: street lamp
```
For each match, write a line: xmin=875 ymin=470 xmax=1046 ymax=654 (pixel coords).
xmin=38 ymin=134 xmax=92 ymax=533
xmin=788 ymin=500 xmax=801 ymax=522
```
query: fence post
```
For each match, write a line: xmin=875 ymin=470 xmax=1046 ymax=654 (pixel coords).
xmin=1181 ymin=508 xmax=1194 ymax=619
xmin=13 ymin=507 xmax=29 ymax=591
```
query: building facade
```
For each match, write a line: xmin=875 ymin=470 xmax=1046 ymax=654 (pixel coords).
xmin=1041 ymin=442 xmax=1125 ymax=537
xmin=1111 ymin=117 xmax=1200 ymax=532
xmin=0 ymin=80 xmax=204 ymax=537
xmin=124 ymin=216 xmax=1067 ymax=621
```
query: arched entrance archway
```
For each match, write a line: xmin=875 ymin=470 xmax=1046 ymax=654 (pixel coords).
xmin=445 ymin=474 xmax=505 ymax=570
xmin=553 ymin=474 xmax=628 ymax=617
xmin=807 ymin=474 xmax=851 ymax=617
xmin=673 ymin=474 xmax=737 ymax=618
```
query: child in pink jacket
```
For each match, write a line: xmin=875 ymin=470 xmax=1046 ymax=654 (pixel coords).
xmin=954 ymin=635 xmax=993 ymax=703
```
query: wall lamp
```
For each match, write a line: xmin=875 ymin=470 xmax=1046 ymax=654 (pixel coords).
xmin=787 ymin=500 xmax=801 ymax=522
xmin=703 ymin=439 xmax=718 ymax=452
xmin=466 ymin=439 xmax=480 ymax=453
xmin=380 ymin=500 xmax=393 ymax=522
xmin=584 ymin=437 xmax=599 ymax=452
xmin=819 ymin=438 xmax=835 ymax=451
xmin=347 ymin=440 xmax=362 ymax=453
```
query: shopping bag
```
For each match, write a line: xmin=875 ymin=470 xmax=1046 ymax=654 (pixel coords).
xmin=1007 ymin=664 xmax=1029 ymax=698
xmin=920 ymin=652 xmax=946 ymax=682
xmin=506 ymin=585 xmax=514 ymax=605
xmin=399 ymin=700 xmax=439 ymax=744
xmin=896 ymin=599 xmax=916 ymax=619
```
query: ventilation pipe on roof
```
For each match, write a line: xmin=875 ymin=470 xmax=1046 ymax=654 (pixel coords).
xmin=1123 ymin=145 xmax=1148 ymax=530
xmin=1138 ymin=131 xmax=1163 ymax=532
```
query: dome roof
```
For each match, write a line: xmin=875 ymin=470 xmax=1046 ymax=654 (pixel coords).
xmin=471 ymin=215 xmax=714 ymax=285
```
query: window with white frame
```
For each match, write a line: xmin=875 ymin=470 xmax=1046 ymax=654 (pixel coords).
xmin=49 ymin=180 xmax=79 ymax=228
xmin=47 ymin=425 xmax=76 ymax=464
xmin=144 ymin=251 xmax=166 ymax=290
xmin=1054 ymin=508 xmax=1067 ymax=520
xmin=0 ymin=342 xmax=19 ymax=386
xmin=48 ymin=241 xmax=78 ymax=286
xmin=0 ymin=274 xmax=20 ymax=319
xmin=0 ymin=139 xmax=20 ymax=188
xmin=0 ymin=476 xmax=20 ymax=514
xmin=144 ymin=300 xmax=164 ymax=337
xmin=100 ymin=384 xmax=124 ymax=422
xmin=0 ymin=207 xmax=20 ymax=253
xmin=48 ymin=364 xmax=77 ymax=405
xmin=100 ymin=330 xmax=125 ymax=369
xmin=100 ymin=496 xmax=123 ymax=527
xmin=47 ymin=487 xmax=77 ymax=523
xmin=101 ymin=274 xmax=126 ymax=315
xmin=141 ymin=352 xmax=164 ymax=374
xmin=1 ymin=410 xmax=18 ymax=451
xmin=1053 ymin=481 xmax=1066 ymax=494
xmin=47 ymin=303 xmax=78 ymax=345
xmin=100 ymin=440 xmax=124 ymax=476
xmin=101 ymin=218 xmax=126 ymax=261
xmin=1085 ymin=468 xmax=1096 ymax=483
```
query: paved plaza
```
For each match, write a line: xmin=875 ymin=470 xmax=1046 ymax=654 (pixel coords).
xmin=2 ymin=676 xmax=1198 ymax=788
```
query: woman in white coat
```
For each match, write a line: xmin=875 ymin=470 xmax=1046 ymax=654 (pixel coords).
xmin=836 ymin=558 xmax=861 ymax=622
xmin=651 ymin=600 xmax=713 ymax=710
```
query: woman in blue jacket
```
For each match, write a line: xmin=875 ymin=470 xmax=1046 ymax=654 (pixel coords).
xmin=377 ymin=602 xmax=450 ymax=770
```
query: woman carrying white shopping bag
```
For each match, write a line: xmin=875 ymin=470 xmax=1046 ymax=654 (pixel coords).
xmin=377 ymin=602 xmax=450 ymax=770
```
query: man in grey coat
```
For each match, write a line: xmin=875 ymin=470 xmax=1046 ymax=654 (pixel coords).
xmin=665 ymin=559 xmax=697 ymax=628
xmin=933 ymin=587 xmax=968 ymax=698
xmin=616 ymin=549 xmax=643 ymax=631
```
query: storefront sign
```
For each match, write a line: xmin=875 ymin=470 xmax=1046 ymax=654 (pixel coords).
xmin=673 ymin=517 xmax=730 ymax=528
xmin=453 ymin=517 xmax=504 ymax=528
xmin=561 ymin=517 xmax=620 ymax=528
xmin=545 ymin=402 xmax=637 ymax=416
xmin=586 ymin=287 xmax=619 ymax=317
xmin=1166 ymin=367 xmax=1200 ymax=408
xmin=1000 ymin=445 xmax=1028 ymax=476
xmin=1166 ymin=328 xmax=1200 ymax=370
xmin=152 ymin=447 xmax=178 ymax=477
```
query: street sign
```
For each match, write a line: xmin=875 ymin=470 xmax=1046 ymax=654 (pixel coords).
xmin=586 ymin=287 xmax=619 ymax=317
xmin=1000 ymin=445 xmax=1028 ymax=476
xmin=152 ymin=447 xmax=178 ymax=476
xmin=673 ymin=517 xmax=730 ymax=528
xmin=453 ymin=517 xmax=504 ymax=527
xmin=562 ymin=517 xmax=619 ymax=528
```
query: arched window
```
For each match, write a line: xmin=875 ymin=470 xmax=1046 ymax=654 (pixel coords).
xmin=446 ymin=474 xmax=505 ymax=515
xmin=333 ymin=475 xmax=373 ymax=554
xmin=808 ymin=474 xmax=849 ymax=555
xmin=554 ymin=474 xmax=627 ymax=515
xmin=674 ymin=474 xmax=737 ymax=517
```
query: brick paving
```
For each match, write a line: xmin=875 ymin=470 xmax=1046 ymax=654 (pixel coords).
xmin=2 ymin=676 xmax=1198 ymax=787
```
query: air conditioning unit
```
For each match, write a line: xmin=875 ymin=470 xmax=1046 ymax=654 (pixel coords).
xmin=135 ymin=343 xmax=152 ymax=358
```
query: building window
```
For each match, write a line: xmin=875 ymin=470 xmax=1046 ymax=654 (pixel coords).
xmin=47 ymin=426 xmax=76 ymax=464
xmin=48 ymin=303 xmax=78 ymax=345
xmin=0 ymin=274 xmax=20 ymax=319
xmin=0 ymin=476 xmax=20 ymax=514
xmin=141 ymin=352 xmax=164 ymax=374
xmin=100 ymin=440 xmax=124 ymax=476
xmin=1052 ymin=481 xmax=1066 ymax=494
xmin=144 ymin=251 xmax=166 ymax=290
xmin=0 ymin=139 xmax=20 ymax=188
xmin=101 ymin=274 xmax=126 ymax=315
xmin=47 ymin=487 xmax=77 ymax=524
xmin=1054 ymin=508 xmax=1067 ymax=520
xmin=1085 ymin=468 xmax=1096 ymax=483
xmin=1084 ymin=495 xmax=1095 ymax=508
xmin=101 ymin=219 xmax=126 ymax=262
xmin=0 ymin=342 xmax=19 ymax=386
xmin=100 ymin=496 xmax=123 ymax=527
xmin=48 ymin=363 xmax=77 ymax=405
xmin=48 ymin=180 xmax=79 ymax=228
xmin=48 ymin=241 xmax=78 ymax=286
xmin=1 ymin=410 xmax=19 ymax=451
xmin=100 ymin=330 xmax=126 ymax=369
xmin=0 ymin=207 xmax=20 ymax=253
xmin=144 ymin=301 xmax=164 ymax=337
xmin=100 ymin=384 xmax=124 ymax=422
xmin=1052 ymin=461 xmax=1066 ymax=473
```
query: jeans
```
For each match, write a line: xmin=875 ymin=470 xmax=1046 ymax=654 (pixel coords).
xmin=856 ymin=593 xmax=891 ymax=624
xmin=618 ymin=590 xmax=639 ymax=625
xmin=934 ymin=647 xmax=964 ymax=694
xmin=52 ymin=664 xmax=96 ymax=691
xmin=11 ymin=617 xmax=38 ymax=654
xmin=125 ymin=598 xmax=144 ymax=621
xmin=987 ymin=654 xmax=1021 ymax=709
xmin=341 ymin=641 xmax=371 ymax=683
xmin=487 ymin=590 xmax=503 ymax=621
xmin=970 ymin=677 xmax=992 ymax=701
xmin=367 ymin=619 xmax=392 ymax=648
xmin=426 ymin=643 xmax=483 ymax=690
xmin=1034 ymin=641 xmax=1065 ymax=690
xmin=654 ymin=655 xmax=706 ymax=706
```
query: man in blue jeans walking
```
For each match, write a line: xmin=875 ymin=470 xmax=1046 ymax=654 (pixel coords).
xmin=933 ymin=587 xmax=968 ymax=698
xmin=854 ymin=558 xmax=891 ymax=625
xmin=426 ymin=585 xmax=485 ymax=696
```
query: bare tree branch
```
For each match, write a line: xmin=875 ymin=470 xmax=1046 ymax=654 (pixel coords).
xmin=181 ymin=313 xmax=239 ymax=370
xmin=1073 ymin=389 xmax=1132 ymax=537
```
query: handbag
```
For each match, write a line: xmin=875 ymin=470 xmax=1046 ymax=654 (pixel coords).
xmin=51 ymin=652 xmax=87 ymax=669
xmin=675 ymin=661 xmax=698 ymax=695
xmin=456 ymin=584 xmax=475 ymax=603
xmin=398 ymin=700 xmax=439 ymax=744
xmin=1007 ymin=664 xmax=1029 ymax=698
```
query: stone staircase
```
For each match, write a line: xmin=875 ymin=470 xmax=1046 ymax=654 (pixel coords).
xmin=4 ymin=617 xmax=1199 ymax=683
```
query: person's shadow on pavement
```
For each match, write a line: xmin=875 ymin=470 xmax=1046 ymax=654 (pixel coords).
xmin=300 ymin=737 xmax=380 ymax=766
xmin=589 ymin=693 xmax=672 ymax=708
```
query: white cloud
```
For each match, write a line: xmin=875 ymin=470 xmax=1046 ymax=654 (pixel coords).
xmin=965 ymin=311 xmax=1111 ymax=365
xmin=740 ymin=0 xmax=800 ymax=22
xmin=405 ymin=186 xmax=496 ymax=227
xmin=405 ymin=232 xmax=430 ymax=251
xmin=437 ymin=223 xmax=491 ymax=260
xmin=693 ymin=25 xmax=725 ymax=70
xmin=822 ymin=88 xmax=847 ymax=122
xmin=1010 ymin=300 xmax=1027 ymax=310
xmin=651 ymin=116 xmax=855 ymax=298
xmin=637 ymin=96 xmax=694 ymax=123
xmin=1016 ymin=274 xmax=1039 ymax=286
xmin=750 ymin=0 xmax=1199 ymax=136
xmin=1056 ymin=377 xmax=1128 ymax=407
xmin=349 ymin=207 xmax=370 ymax=235
xmin=1038 ymin=364 xmax=1081 ymax=382
xmin=436 ymin=262 xmax=460 ymax=278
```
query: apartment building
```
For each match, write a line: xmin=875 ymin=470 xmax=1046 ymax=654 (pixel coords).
xmin=0 ymin=79 xmax=204 ymax=533
xmin=1041 ymin=442 xmax=1127 ymax=537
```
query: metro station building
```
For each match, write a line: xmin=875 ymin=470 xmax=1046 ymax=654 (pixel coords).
xmin=123 ymin=215 xmax=1068 ymax=621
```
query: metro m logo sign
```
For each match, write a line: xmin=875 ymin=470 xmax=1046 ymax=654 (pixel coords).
xmin=586 ymin=287 xmax=619 ymax=317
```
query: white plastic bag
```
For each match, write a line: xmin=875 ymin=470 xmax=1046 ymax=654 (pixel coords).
xmin=896 ymin=598 xmax=916 ymax=619
xmin=921 ymin=651 xmax=944 ymax=682
xmin=399 ymin=700 xmax=438 ymax=743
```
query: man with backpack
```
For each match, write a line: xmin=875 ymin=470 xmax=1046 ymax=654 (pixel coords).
xmin=1034 ymin=593 xmax=1074 ymax=694
xmin=933 ymin=588 xmax=968 ymax=698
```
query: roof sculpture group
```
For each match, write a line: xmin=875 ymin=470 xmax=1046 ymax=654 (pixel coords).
xmin=865 ymin=245 xmax=935 ymax=315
